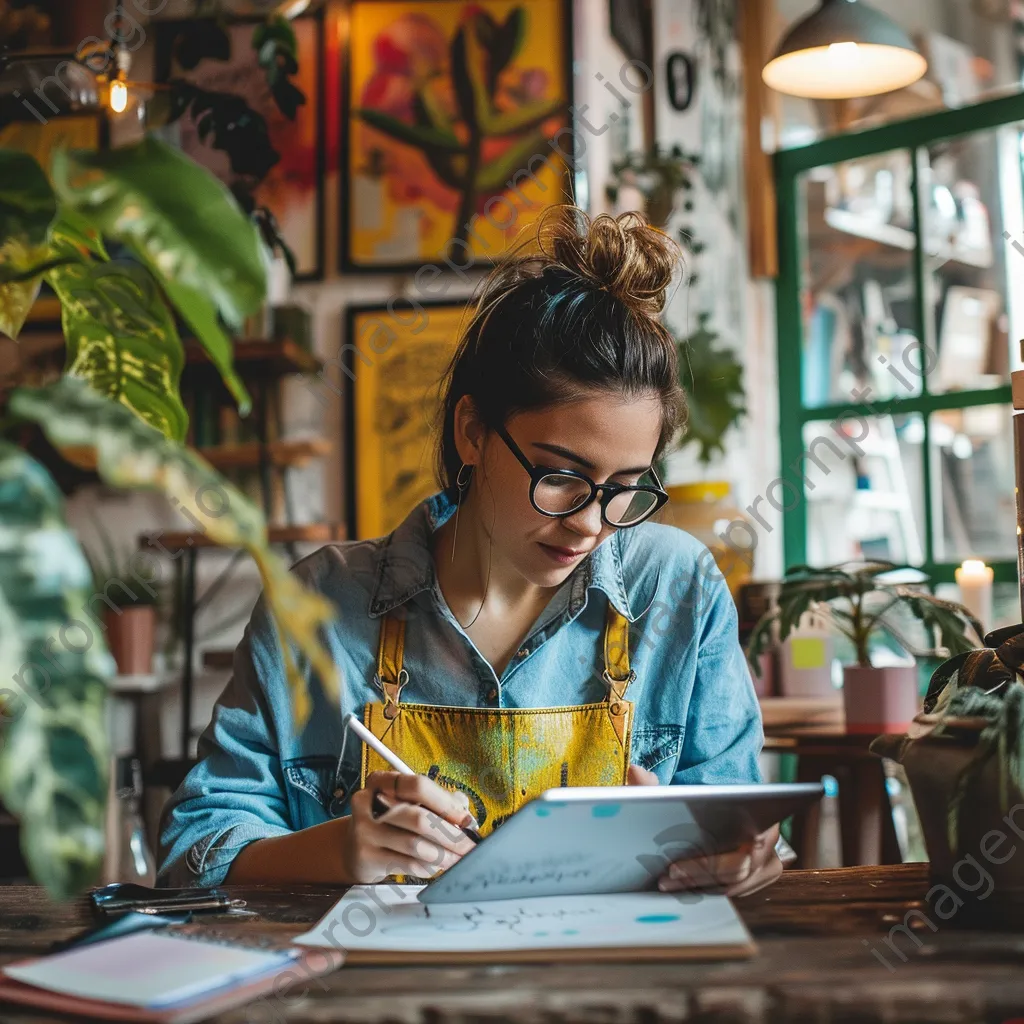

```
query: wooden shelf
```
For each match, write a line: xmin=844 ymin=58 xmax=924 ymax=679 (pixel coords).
xmin=183 ymin=339 xmax=321 ymax=379
xmin=139 ymin=522 xmax=347 ymax=554
xmin=198 ymin=437 xmax=330 ymax=470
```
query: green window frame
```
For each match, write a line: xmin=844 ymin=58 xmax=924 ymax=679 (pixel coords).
xmin=774 ymin=91 xmax=1024 ymax=585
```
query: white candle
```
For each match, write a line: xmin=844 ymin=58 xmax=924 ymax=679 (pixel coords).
xmin=955 ymin=559 xmax=994 ymax=635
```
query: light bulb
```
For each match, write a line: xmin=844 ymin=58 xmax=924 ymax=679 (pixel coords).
xmin=109 ymin=79 xmax=128 ymax=114
xmin=827 ymin=41 xmax=860 ymax=63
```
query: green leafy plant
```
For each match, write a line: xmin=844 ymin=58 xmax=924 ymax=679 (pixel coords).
xmin=674 ymin=313 xmax=745 ymax=466
xmin=914 ymin=628 xmax=1024 ymax=849
xmin=0 ymin=138 xmax=341 ymax=899
xmin=0 ymin=139 xmax=258 ymax=430
xmin=0 ymin=441 xmax=111 ymax=897
xmin=605 ymin=145 xmax=700 ymax=231
xmin=746 ymin=562 xmax=983 ymax=671
xmin=355 ymin=5 xmax=564 ymax=256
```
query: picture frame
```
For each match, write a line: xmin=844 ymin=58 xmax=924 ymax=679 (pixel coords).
xmin=343 ymin=299 xmax=470 ymax=539
xmin=340 ymin=0 xmax=574 ymax=273
xmin=153 ymin=11 xmax=326 ymax=281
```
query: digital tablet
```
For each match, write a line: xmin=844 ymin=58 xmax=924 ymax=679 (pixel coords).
xmin=420 ymin=782 xmax=824 ymax=904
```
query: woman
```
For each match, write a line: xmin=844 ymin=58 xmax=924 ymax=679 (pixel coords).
xmin=158 ymin=209 xmax=779 ymax=895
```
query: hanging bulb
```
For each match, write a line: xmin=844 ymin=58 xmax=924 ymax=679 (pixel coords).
xmin=109 ymin=78 xmax=128 ymax=113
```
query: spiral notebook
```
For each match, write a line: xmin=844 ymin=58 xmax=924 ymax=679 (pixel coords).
xmin=0 ymin=929 xmax=344 ymax=1023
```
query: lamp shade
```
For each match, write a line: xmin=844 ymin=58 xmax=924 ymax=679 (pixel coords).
xmin=763 ymin=0 xmax=927 ymax=100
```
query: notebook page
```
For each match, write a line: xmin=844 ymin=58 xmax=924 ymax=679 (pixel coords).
xmin=3 ymin=931 xmax=294 ymax=1008
xmin=293 ymin=884 xmax=752 ymax=953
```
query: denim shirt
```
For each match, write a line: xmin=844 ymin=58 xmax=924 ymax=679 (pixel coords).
xmin=158 ymin=490 xmax=764 ymax=888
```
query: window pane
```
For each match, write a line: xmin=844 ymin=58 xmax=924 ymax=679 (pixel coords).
xmin=930 ymin=404 xmax=1016 ymax=562
xmin=936 ymin=582 xmax=1021 ymax=633
xmin=922 ymin=126 xmax=1023 ymax=395
xmin=802 ymin=414 xmax=926 ymax=567
xmin=799 ymin=153 xmax=921 ymax=408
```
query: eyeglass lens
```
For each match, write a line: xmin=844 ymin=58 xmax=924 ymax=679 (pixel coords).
xmin=534 ymin=474 xmax=659 ymax=526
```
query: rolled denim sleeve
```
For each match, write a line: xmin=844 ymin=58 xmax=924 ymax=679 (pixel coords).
xmin=672 ymin=576 xmax=764 ymax=786
xmin=157 ymin=596 xmax=295 ymax=888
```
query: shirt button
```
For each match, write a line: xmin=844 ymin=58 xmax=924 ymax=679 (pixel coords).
xmin=517 ymin=648 xmax=529 ymax=658
xmin=487 ymin=688 xmax=498 ymax=701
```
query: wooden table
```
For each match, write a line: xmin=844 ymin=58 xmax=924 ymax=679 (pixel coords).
xmin=4 ymin=865 xmax=1024 ymax=1022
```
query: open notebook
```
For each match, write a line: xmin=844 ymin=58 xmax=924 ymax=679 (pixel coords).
xmin=293 ymin=884 xmax=756 ymax=963
xmin=0 ymin=930 xmax=344 ymax=1024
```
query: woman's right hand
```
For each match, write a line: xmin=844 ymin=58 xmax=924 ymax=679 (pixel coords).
xmin=343 ymin=771 xmax=478 ymax=883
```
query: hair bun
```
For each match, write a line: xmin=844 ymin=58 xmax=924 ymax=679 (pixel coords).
xmin=537 ymin=208 xmax=679 ymax=318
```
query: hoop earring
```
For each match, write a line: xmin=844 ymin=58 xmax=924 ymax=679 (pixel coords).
xmin=450 ymin=463 xmax=472 ymax=565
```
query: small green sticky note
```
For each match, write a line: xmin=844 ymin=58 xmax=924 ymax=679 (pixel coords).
xmin=790 ymin=637 xmax=826 ymax=670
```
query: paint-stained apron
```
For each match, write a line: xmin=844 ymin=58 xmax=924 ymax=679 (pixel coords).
xmin=359 ymin=603 xmax=635 ymax=834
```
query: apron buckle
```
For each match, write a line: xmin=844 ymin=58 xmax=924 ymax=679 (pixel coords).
xmin=602 ymin=668 xmax=636 ymax=693
xmin=375 ymin=667 xmax=409 ymax=720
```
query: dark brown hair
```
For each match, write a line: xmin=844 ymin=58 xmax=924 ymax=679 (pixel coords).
xmin=435 ymin=207 xmax=686 ymax=491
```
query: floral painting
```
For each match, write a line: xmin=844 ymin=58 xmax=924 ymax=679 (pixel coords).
xmin=343 ymin=0 xmax=571 ymax=270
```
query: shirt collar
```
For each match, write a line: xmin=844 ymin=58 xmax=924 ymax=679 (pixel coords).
xmin=368 ymin=490 xmax=635 ymax=622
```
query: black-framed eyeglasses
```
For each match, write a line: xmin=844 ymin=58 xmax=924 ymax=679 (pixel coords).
xmin=495 ymin=425 xmax=669 ymax=529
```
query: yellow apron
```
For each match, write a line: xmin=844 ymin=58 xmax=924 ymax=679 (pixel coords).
xmin=359 ymin=603 xmax=635 ymax=834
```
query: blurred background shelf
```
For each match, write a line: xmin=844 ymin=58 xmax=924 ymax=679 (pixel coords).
xmin=197 ymin=437 xmax=331 ymax=470
xmin=139 ymin=522 xmax=346 ymax=553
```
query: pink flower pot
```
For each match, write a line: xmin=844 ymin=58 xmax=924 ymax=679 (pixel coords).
xmin=842 ymin=664 xmax=920 ymax=734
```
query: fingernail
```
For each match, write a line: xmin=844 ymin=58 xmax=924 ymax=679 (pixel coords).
xmin=668 ymin=863 xmax=691 ymax=883
xmin=738 ymin=855 xmax=752 ymax=878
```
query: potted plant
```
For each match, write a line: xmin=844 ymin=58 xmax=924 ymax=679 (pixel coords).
xmin=870 ymin=627 xmax=1024 ymax=926
xmin=747 ymin=562 xmax=983 ymax=733
xmin=84 ymin=522 xmax=160 ymax=676
xmin=0 ymin=137 xmax=341 ymax=900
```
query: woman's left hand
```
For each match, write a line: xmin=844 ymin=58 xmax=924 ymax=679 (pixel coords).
xmin=626 ymin=764 xmax=783 ymax=897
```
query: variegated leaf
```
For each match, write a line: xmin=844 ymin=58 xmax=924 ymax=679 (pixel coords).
xmin=0 ymin=440 xmax=112 ymax=899
xmin=49 ymin=260 xmax=189 ymax=443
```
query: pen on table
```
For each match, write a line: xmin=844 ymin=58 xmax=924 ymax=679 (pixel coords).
xmin=343 ymin=712 xmax=482 ymax=844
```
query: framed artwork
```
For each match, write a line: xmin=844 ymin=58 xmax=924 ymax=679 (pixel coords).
xmin=341 ymin=0 xmax=573 ymax=272
xmin=344 ymin=300 xmax=470 ymax=539
xmin=154 ymin=13 xmax=326 ymax=280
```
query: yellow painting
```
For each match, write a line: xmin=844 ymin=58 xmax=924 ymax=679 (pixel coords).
xmin=0 ymin=116 xmax=100 ymax=173
xmin=344 ymin=0 xmax=570 ymax=269
xmin=348 ymin=302 xmax=468 ymax=538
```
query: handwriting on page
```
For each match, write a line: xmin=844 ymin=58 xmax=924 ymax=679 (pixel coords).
xmin=380 ymin=902 xmax=606 ymax=937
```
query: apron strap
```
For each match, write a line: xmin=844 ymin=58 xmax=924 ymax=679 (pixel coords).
xmin=376 ymin=613 xmax=408 ymax=719
xmin=602 ymin=603 xmax=634 ymax=748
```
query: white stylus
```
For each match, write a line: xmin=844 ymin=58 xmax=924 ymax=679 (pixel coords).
xmin=343 ymin=712 xmax=482 ymax=837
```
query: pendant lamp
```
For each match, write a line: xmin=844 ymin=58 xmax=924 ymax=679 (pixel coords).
xmin=762 ymin=0 xmax=928 ymax=100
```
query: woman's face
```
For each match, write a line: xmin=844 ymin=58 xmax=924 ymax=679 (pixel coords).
xmin=458 ymin=391 xmax=664 ymax=588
